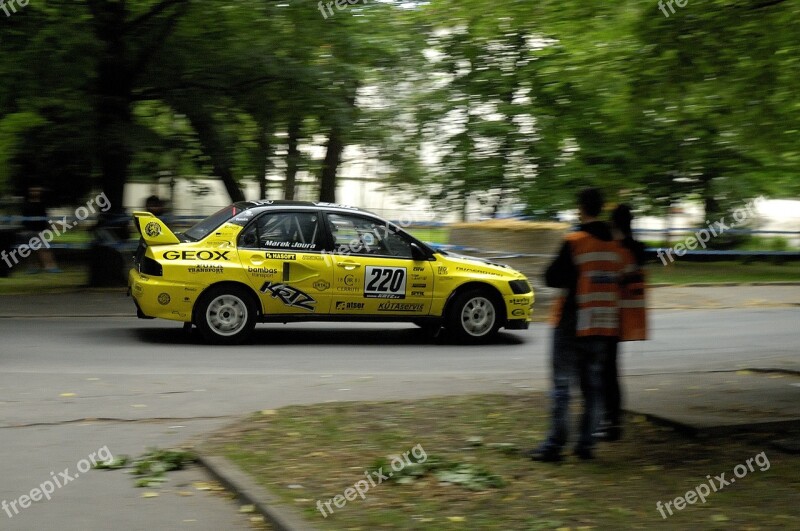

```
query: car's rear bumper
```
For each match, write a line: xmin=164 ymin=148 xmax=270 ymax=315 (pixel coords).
xmin=128 ymin=269 xmax=194 ymax=322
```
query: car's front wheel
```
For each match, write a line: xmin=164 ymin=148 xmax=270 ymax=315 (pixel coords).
xmin=195 ymin=285 xmax=257 ymax=345
xmin=446 ymin=288 xmax=502 ymax=342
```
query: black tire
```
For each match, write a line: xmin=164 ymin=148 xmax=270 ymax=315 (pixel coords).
xmin=445 ymin=288 xmax=501 ymax=342
xmin=194 ymin=285 xmax=257 ymax=345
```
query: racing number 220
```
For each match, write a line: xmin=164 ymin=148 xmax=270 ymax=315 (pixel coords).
xmin=365 ymin=266 xmax=407 ymax=299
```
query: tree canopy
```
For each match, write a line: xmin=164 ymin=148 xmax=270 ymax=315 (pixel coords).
xmin=0 ymin=0 xmax=796 ymax=218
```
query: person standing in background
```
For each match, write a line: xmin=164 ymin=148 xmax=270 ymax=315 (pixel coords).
xmin=21 ymin=186 xmax=60 ymax=274
xmin=595 ymin=204 xmax=648 ymax=441
xmin=531 ymin=188 xmax=623 ymax=462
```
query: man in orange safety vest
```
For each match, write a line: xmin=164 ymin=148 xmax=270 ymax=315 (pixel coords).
xmin=530 ymin=187 xmax=636 ymax=462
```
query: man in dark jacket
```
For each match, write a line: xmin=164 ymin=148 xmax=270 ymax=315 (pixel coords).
xmin=531 ymin=187 xmax=622 ymax=462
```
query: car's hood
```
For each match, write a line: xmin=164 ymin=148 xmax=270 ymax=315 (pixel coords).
xmin=437 ymin=251 xmax=524 ymax=279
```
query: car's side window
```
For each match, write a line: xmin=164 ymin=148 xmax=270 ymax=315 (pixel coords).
xmin=327 ymin=213 xmax=413 ymax=259
xmin=239 ymin=212 xmax=323 ymax=252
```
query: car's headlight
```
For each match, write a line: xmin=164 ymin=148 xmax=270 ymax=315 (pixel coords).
xmin=509 ymin=280 xmax=531 ymax=294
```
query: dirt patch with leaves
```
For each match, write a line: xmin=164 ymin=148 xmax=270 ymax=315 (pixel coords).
xmin=202 ymin=393 xmax=800 ymax=530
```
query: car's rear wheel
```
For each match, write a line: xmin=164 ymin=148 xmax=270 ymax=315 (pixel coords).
xmin=195 ymin=285 xmax=257 ymax=345
xmin=446 ymin=288 xmax=501 ymax=342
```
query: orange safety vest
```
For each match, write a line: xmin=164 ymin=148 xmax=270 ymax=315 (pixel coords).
xmin=618 ymin=248 xmax=648 ymax=341
xmin=550 ymin=231 xmax=624 ymax=337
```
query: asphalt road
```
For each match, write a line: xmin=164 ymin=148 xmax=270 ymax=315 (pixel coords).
xmin=1 ymin=307 xmax=799 ymax=530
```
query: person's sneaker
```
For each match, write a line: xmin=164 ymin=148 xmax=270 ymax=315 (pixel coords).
xmin=527 ymin=447 xmax=563 ymax=463
xmin=594 ymin=422 xmax=622 ymax=442
xmin=45 ymin=267 xmax=63 ymax=274
xmin=573 ymin=447 xmax=594 ymax=460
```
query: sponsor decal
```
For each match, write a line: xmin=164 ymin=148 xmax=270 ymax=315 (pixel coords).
xmin=455 ymin=266 xmax=504 ymax=277
xmin=313 ymin=280 xmax=331 ymax=292
xmin=133 ymin=284 xmax=143 ymax=295
xmin=377 ymin=302 xmax=424 ymax=312
xmin=437 ymin=266 xmax=448 ymax=275
xmin=188 ymin=264 xmax=224 ymax=274
xmin=163 ymin=250 xmax=231 ymax=261
xmin=265 ymin=252 xmax=296 ymax=260
xmin=336 ymin=274 xmax=360 ymax=292
xmin=335 ymin=301 xmax=365 ymax=311
xmin=511 ymin=308 xmax=525 ymax=317
xmin=247 ymin=266 xmax=279 ymax=277
xmin=365 ymin=266 xmax=407 ymax=299
xmin=302 ymin=255 xmax=325 ymax=261
xmin=259 ymin=282 xmax=316 ymax=311
xmin=510 ymin=298 xmax=529 ymax=305
xmin=412 ymin=283 xmax=427 ymax=288
xmin=413 ymin=266 xmax=425 ymax=272
xmin=157 ymin=293 xmax=170 ymax=305
xmin=411 ymin=291 xmax=425 ymax=296
xmin=231 ymin=211 xmax=254 ymax=223
xmin=144 ymin=221 xmax=161 ymax=238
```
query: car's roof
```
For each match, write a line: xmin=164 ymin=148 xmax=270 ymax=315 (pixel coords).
xmin=234 ymin=200 xmax=373 ymax=216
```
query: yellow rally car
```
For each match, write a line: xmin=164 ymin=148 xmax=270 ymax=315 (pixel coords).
xmin=129 ymin=201 xmax=534 ymax=344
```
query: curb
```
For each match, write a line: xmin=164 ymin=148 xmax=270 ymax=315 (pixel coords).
xmin=648 ymin=281 xmax=800 ymax=288
xmin=626 ymin=410 xmax=800 ymax=438
xmin=196 ymin=452 xmax=316 ymax=531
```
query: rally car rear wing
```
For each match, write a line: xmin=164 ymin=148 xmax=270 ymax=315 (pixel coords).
xmin=132 ymin=212 xmax=181 ymax=246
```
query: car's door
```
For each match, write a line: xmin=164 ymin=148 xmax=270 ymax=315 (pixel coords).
xmin=237 ymin=210 xmax=332 ymax=315
xmin=324 ymin=212 xmax=433 ymax=316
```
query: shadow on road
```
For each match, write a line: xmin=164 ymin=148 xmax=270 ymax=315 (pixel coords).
xmin=125 ymin=324 xmax=526 ymax=347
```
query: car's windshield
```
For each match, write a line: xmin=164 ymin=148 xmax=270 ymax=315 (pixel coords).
xmin=182 ymin=205 xmax=239 ymax=241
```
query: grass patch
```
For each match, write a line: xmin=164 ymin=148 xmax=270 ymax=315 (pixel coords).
xmin=203 ymin=394 xmax=800 ymax=530
xmin=646 ymin=260 xmax=800 ymax=285
xmin=0 ymin=266 xmax=87 ymax=294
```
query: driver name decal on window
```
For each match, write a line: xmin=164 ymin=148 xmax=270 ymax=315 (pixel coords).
xmin=364 ymin=266 xmax=407 ymax=299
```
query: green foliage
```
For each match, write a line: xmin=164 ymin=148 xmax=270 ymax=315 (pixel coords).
xmin=0 ymin=0 xmax=796 ymax=215
xmin=94 ymin=447 xmax=197 ymax=488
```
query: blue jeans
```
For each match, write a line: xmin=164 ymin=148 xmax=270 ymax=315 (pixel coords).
xmin=541 ymin=328 xmax=609 ymax=453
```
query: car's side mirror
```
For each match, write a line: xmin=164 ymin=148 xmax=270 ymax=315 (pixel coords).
xmin=410 ymin=242 xmax=428 ymax=261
